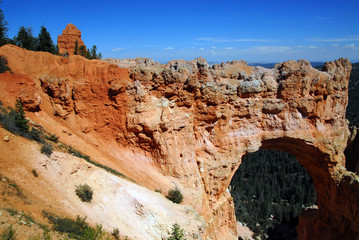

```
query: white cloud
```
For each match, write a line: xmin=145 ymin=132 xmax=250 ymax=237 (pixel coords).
xmin=252 ymin=46 xmax=292 ymax=54
xmin=296 ymin=45 xmax=319 ymax=49
xmin=165 ymin=47 xmax=174 ymax=50
xmin=211 ymin=46 xmax=216 ymax=49
xmin=112 ymin=48 xmax=124 ymax=52
xmin=306 ymin=36 xmax=359 ymax=42
xmin=331 ymin=43 xmax=339 ymax=47
xmin=196 ymin=37 xmax=274 ymax=43
xmin=344 ymin=43 xmax=357 ymax=49
xmin=199 ymin=48 xmax=204 ymax=50
xmin=223 ymin=47 xmax=234 ymax=50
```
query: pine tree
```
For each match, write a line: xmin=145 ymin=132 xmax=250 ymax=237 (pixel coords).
xmin=14 ymin=26 xmax=37 ymax=50
xmin=14 ymin=99 xmax=29 ymax=132
xmin=89 ymin=45 xmax=102 ymax=59
xmin=167 ymin=223 xmax=186 ymax=240
xmin=74 ymin=40 xmax=78 ymax=55
xmin=0 ymin=2 xmax=8 ymax=46
xmin=78 ymin=45 xmax=86 ymax=57
xmin=38 ymin=26 xmax=55 ymax=53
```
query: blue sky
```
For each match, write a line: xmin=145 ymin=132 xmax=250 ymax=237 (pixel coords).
xmin=2 ymin=0 xmax=359 ymax=63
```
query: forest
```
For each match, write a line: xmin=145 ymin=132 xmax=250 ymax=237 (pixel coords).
xmin=230 ymin=149 xmax=316 ymax=239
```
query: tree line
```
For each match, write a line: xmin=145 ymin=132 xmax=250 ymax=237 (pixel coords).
xmin=0 ymin=4 xmax=101 ymax=59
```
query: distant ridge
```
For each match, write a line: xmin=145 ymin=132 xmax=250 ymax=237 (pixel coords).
xmin=207 ymin=61 xmax=329 ymax=69
xmin=248 ymin=62 xmax=327 ymax=68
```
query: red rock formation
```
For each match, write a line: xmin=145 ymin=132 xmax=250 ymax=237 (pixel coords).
xmin=57 ymin=23 xmax=86 ymax=55
xmin=0 ymin=45 xmax=358 ymax=240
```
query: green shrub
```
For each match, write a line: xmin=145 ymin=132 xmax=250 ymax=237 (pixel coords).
xmin=75 ymin=184 xmax=93 ymax=202
xmin=45 ymin=134 xmax=59 ymax=143
xmin=0 ymin=55 xmax=10 ymax=73
xmin=1 ymin=225 xmax=17 ymax=240
xmin=42 ymin=213 xmax=104 ymax=240
xmin=5 ymin=208 xmax=18 ymax=216
xmin=2 ymin=177 xmax=25 ymax=199
xmin=40 ymin=143 xmax=53 ymax=157
xmin=111 ymin=228 xmax=120 ymax=240
xmin=0 ymin=101 xmax=44 ymax=143
xmin=13 ymin=99 xmax=29 ymax=132
xmin=28 ymin=128 xmax=44 ymax=143
xmin=166 ymin=188 xmax=183 ymax=204
xmin=167 ymin=223 xmax=186 ymax=240
xmin=31 ymin=169 xmax=38 ymax=177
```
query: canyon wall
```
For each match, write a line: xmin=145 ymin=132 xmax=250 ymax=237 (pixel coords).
xmin=0 ymin=44 xmax=358 ymax=239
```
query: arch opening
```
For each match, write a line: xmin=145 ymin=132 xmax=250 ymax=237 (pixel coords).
xmin=229 ymin=138 xmax=325 ymax=239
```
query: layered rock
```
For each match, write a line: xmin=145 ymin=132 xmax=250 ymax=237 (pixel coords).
xmin=0 ymin=44 xmax=358 ymax=240
xmin=57 ymin=23 xmax=86 ymax=55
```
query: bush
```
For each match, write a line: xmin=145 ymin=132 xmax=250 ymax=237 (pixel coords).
xmin=28 ymin=127 xmax=44 ymax=143
xmin=111 ymin=228 xmax=120 ymax=240
xmin=1 ymin=225 xmax=17 ymax=240
xmin=167 ymin=223 xmax=186 ymax=240
xmin=42 ymin=212 xmax=105 ymax=240
xmin=41 ymin=143 xmax=53 ymax=157
xmin=0 ymin=55 xmax=10 ymax=73
xmin=31 ymin=169 xmax=38 ymax=177
xmin=166 ymin=188 xmax=183 ymax=204
xmin=75 ymin=184 xmax=93 ymax=202
xmin=46 ymin=134 xmax=59 ymax=143
xmin=0 ymin=101 xmax=44 ymax=143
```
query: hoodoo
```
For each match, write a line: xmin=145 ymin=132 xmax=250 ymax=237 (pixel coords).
xmin=0 ymin=44 xmax=358 ymax=239
xmin=57 ymin=23 xmax=86 ymax=55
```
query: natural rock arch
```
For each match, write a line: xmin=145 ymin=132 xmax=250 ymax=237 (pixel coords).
xmin=1 ymin=45 xmax=358 ymax=239
xmin=119 ymin=57 xmax=357 ymax=239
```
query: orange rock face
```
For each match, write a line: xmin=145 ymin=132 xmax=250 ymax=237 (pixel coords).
xmin=0 ymin=45 xmax=358 ymax=240
xmin=57 ymin=23 xmax=86 ymax=55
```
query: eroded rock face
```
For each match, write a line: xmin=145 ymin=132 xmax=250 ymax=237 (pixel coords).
xmin=0 ymin=45 xmax=358 ymax=240
xmin=57 ymin=23 xmax=86 ymax=55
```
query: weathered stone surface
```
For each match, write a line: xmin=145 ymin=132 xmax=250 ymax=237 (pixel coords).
xmin=104 ymin=57 xmax=161 ymax=68
xmin=57 ymin=23 xmax=86 ymax=55
xmin=0 ymin=45 xmax=358 ymax=240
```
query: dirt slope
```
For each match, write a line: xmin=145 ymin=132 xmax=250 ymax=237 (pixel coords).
xmin=0 ymin=127 xmax=205 ymax=239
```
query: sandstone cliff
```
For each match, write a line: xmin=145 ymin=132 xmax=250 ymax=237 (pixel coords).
xmin=57 ymin=23 xmax=86 ymax=55
xmin=0 ymin=44 xmax=358 ymax=239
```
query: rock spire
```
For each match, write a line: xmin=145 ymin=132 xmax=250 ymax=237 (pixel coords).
xmin=57 ymin=23 xmax=86 ymax=55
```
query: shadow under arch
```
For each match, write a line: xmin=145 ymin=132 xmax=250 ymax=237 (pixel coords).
xmin=230 ymin=136 xmax=349 ymax=239
xmin=260 ymin=137 xmax=332 ymax=191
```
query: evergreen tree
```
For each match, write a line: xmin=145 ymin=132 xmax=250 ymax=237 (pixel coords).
xmin=0 ymin=2 xmax=8 ymax=46
xmin=14 ymin=99 xmax=29 ymax=132
xmin=89 ymin=45 xmax=102 ymax=59
xmin=38 ymin=26 xmax=55 ymax=53
xmin=167 ymin=223 xmax=186 ymax=240
xmin=74 ymin=40 xmax=78 ymax=55
xmin=14 ymin=26 xmax=37 ymax=50
xmin=78 ymin=45 xmax=86 ymax=57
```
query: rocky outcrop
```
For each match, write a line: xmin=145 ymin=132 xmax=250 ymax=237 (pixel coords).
xmin=0 ymin=44 xmax=358 ymax=240
xmin=57 ymin=23 xmax=86 ymax=55
xmin=104 ymin=57 xmax=162 ymax=68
